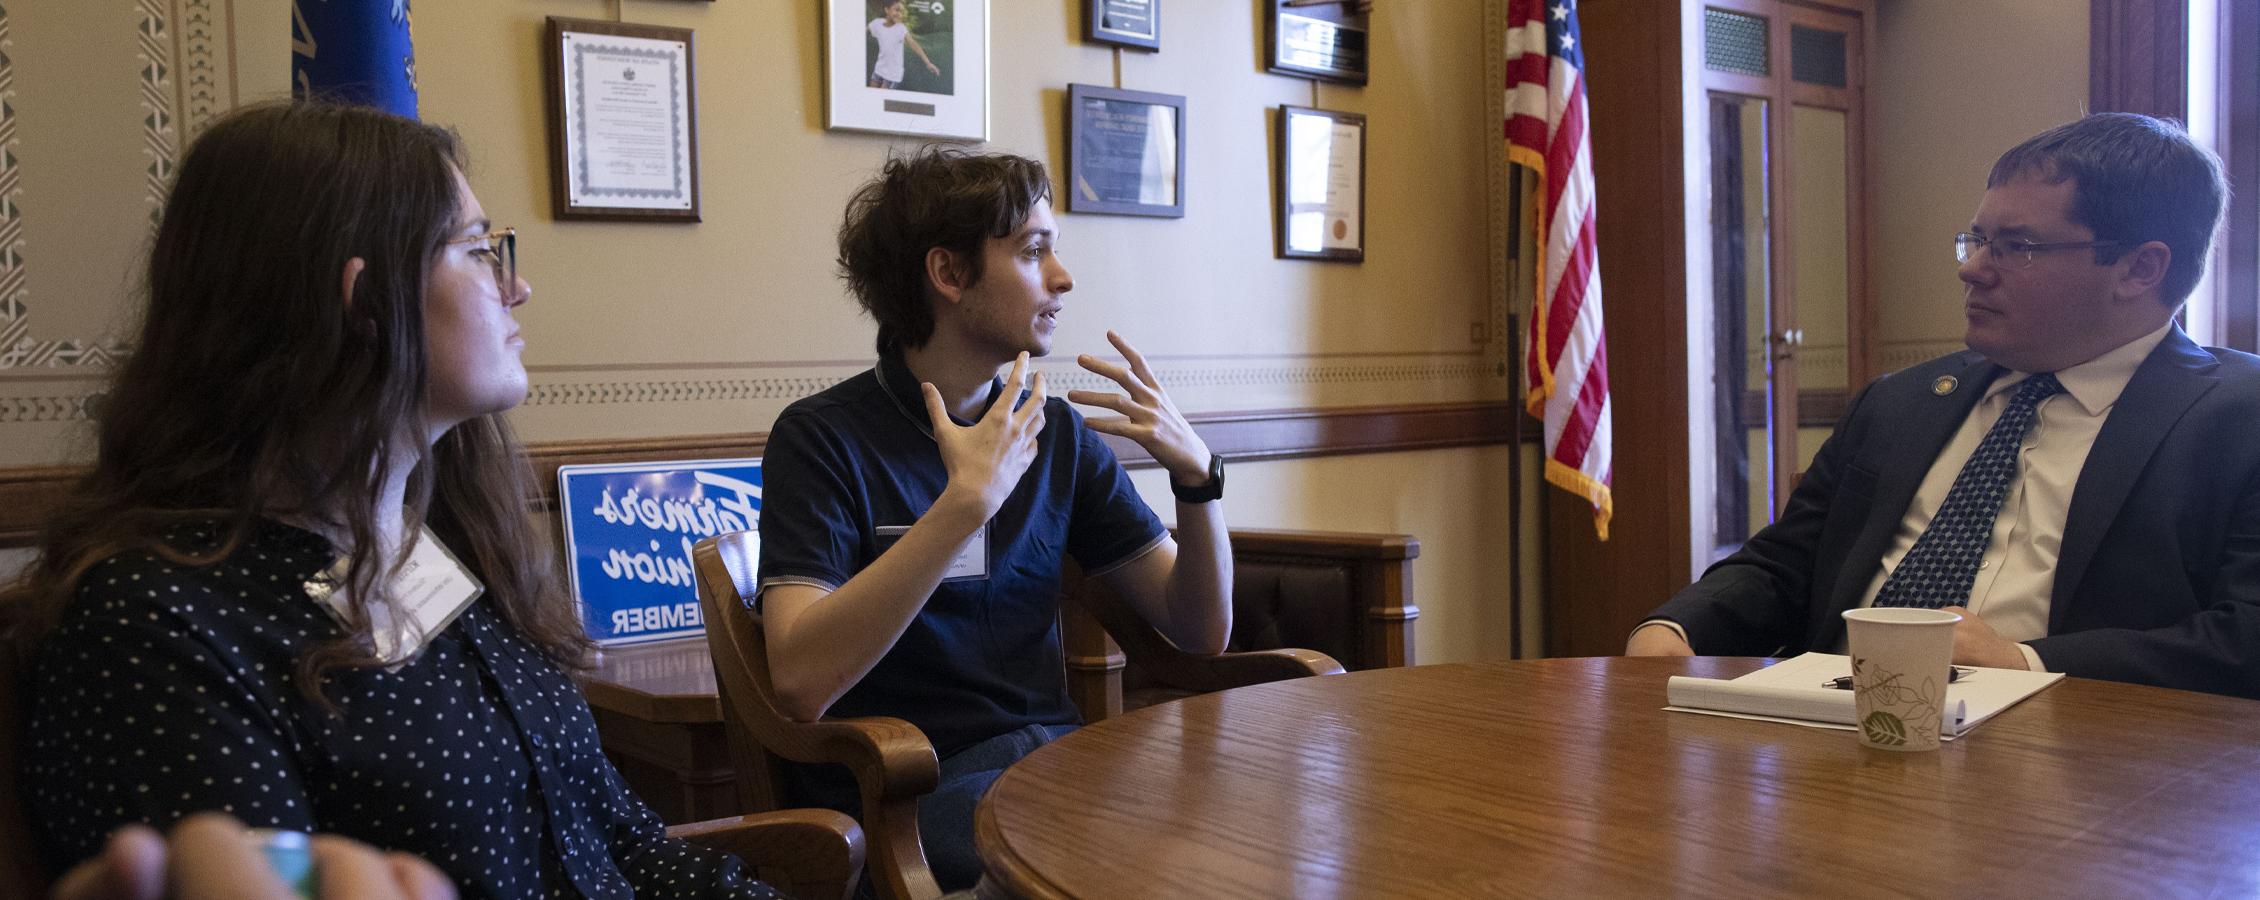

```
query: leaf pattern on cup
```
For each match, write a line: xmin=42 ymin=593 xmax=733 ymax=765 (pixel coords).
xmin=1861 ymin=711 xmax=1908 ymax=745
xmin=1854 ymin=665 xmax=1946 ymax=747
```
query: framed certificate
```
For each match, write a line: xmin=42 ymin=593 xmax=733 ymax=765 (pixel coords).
xmin=1275 ymin=105 xmax=1365 ymax=261
xmin=544 ymin=18 xmax=701 ymax=222
xmin=825 ymin=0 xmax=989 ymax=141
xmin=1266 ymin=0 xmax=1370 ymax=86
xmin=1085 ymin=0 xmax=1160 ymax=52
xmin=1065 ymin=84 xmax=1185 ymax=218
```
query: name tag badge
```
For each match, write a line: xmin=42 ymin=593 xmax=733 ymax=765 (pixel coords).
xmin=306 ymin=525 xmax=485 ymax=667
xmin=875 ymin=522 xmax=990 ymax=582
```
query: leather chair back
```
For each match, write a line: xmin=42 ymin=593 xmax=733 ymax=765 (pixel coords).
xmin=1 ymin=641 xmax=51 ymax=897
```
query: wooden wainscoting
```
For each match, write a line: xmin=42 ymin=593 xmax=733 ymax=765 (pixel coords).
xmin=1 ymin=401 xmax=1524 ymax=548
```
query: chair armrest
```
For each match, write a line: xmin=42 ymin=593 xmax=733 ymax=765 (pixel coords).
xmin=763 ymin=714 xmax=941 ymax=801
xmin=1077 ymin=569 xmax=1344 ymax=692
xmin=1132 ymin=646 xmax=1345 ymax=693
xmin=755 ymin=714 xmax=947 ymax=900
xmin=670 ymin=808 xmax=865 ymax=900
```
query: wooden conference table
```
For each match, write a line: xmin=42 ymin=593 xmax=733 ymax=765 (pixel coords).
xmin=974 ymin=657 xmax=2260 ymax=899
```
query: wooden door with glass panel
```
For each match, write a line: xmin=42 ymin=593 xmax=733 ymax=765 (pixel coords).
xmin=1700 ymin=0 xmax=1871 ymax=558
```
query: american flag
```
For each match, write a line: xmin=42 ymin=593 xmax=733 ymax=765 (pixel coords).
xmin=1506 ymin=0 xmax=1612 ymax=539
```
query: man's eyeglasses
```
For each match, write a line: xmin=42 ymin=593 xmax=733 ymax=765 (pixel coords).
xmin=447 ymin=227 xmax=517 ymax=297
xmin=1955 ymin=232 xmax=2122 ymax=268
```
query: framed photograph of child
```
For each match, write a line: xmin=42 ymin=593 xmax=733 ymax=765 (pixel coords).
xmin=824 ymin=0 xmax=989 ymax=140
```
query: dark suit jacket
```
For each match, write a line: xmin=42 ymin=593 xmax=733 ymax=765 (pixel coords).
xmin=1651 ymin=328 xmax=2260 ymax=699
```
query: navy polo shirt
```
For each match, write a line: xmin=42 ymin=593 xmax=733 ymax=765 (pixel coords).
xmin=756 ymin=352 xmax=1166 ymax=756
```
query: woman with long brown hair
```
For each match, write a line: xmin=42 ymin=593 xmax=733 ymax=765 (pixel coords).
xmin=4 ymin=102 xmax=782 ymax=897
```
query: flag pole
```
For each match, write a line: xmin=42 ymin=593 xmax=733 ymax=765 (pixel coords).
xmin=1507 ymin=310 xmax=1525 ymax=660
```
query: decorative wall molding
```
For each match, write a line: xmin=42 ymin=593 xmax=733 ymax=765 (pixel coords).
xmin=1741 ymin=343 xmax=1851 ymax=391
xmin=0 ymin=401 xmax=1526 ymax=548
xmin=526 ymin=359 xmax=1496 ymax=409
xmin=0 ymin=392 xmax=96 ymax=424
xmin=526 ymin=377 xmax=850 ymax=407
xmin=0 ymin=1 xmax=150 ymax=370
xmin=0 ymin=355 xmax=1505 ymax=424
xmin=1877 ymin=340 xmax=1967 ymax=374
xmin=176 ymin=0 xmax=233 ymax=141
xmin=138 ymin=0 xmax=178 ymax=227
xmin=1735 ymin=388 xmax=1849 ymax=429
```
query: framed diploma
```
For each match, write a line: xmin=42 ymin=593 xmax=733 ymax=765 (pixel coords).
xmin=1274 ymin=105 xmax=1365 ymax=261
xmin=824 ymin=0 xmax=989 ymax=141
xmin=1085 ymin=0 xmax=1160 ymax=51
xmin=1065 ymin=84 xmax=1185 ymax=218
xmin=544 ymin=18 xmax=701 ymax=222
xmin=1266 ymin=0 xmax=1370 ymax=86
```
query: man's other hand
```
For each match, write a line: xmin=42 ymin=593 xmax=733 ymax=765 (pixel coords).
xmin=1625 ymin=623 xmax=1696 ymax=656
xmin=1069 ymin=331 xmax=1212 ymax=486
xmin=1937 ymin=606 xmax=2032 ymax=670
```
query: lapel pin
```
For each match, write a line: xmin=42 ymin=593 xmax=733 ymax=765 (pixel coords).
xmin=1932 ymin=375 xmax=1959 ymax=396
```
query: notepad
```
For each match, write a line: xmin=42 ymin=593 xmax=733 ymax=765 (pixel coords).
xmin=1663 ymin=653 xmax=2064 ymax=740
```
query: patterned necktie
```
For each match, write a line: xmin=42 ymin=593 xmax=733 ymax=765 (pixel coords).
xmin=1872 ymin=373 xmax=2065 ymax=609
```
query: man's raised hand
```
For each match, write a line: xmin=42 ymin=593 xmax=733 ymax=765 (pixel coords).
xmin=924 ymin=351 xmax=1048 ymax=519
xmin=1070 ymin=331 xmax=1212 ymax=485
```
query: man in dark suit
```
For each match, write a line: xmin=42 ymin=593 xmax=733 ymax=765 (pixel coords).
xmin=1629 ymin=113 xmax=2260 ymax=699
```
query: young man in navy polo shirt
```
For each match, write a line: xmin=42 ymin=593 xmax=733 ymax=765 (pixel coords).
xmin=755 ymin=147 xmax=1234 ymax=891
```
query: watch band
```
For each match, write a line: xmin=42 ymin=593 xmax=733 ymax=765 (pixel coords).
xmin=1171 ymin=454 xmax=1225 ymax=504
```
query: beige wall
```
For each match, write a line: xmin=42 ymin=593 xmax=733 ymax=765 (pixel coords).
xmin=0 ymin=2 xmax=1536 ymax=661
xmin=1870 ymin=0 xmax=2090 ymax=372
xmin=407 ymin=0 xmax=1508 ymax=441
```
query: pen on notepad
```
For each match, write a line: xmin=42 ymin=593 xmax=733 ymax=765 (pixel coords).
xmin=1824 ymin=666 xmax=1974 ymax=690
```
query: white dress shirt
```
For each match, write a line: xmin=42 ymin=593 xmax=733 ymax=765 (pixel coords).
xmin=1639 ymin=323 xmax=2173 ymax=666
xmin=1844 ymin=322 xmax=2173 ymax=669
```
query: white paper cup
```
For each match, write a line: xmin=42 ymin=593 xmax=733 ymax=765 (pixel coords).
xmin=1840 ymin=607 xmax=1962 ymax=751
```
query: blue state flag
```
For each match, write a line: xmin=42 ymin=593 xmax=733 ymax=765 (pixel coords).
xmin=291 ymin=0 xmax=418 ymax=118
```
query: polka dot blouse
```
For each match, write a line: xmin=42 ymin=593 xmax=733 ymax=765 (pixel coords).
xmin=21 ymin=520 xmax=782 ymax=899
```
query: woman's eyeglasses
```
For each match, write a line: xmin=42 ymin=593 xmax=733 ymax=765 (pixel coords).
xmin=447 ymin=227 xmax=517 ymax=296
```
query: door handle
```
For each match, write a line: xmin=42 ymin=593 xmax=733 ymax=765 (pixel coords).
xmin=1769 ymin=328 xmax=1804 ymax=359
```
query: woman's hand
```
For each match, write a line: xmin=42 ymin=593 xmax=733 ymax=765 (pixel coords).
xmin=53 ymin=813 xmax=455 ymax=900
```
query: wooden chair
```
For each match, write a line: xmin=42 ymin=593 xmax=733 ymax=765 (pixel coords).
xmin=1063 ymin=527 xmax=1420 ymax=721
xmin=693 ymin=530 xmax=1342 ymax=900
xmin=0 ymin=644 xmax=866 ymax=900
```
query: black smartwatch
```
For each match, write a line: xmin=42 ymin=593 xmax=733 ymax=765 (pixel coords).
xmin=1171 ymin=454 xmax=1225 ymax=504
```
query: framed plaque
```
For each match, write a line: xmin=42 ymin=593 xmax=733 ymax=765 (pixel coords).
xmin=1266 ymin=0 xmax=1370 ymax=86
xmin=1066 ymin=84 xmax=1186 ymax=218
xmin=1085 ymin=0 xmax=1160 ymax=51
xmin=1275 ymin=105 xmax=1365 ymax=261
xmin=544 ymin=17 xmax=702 ymax=222
xmin=825 ymin=0 xmax=990 ymax=140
